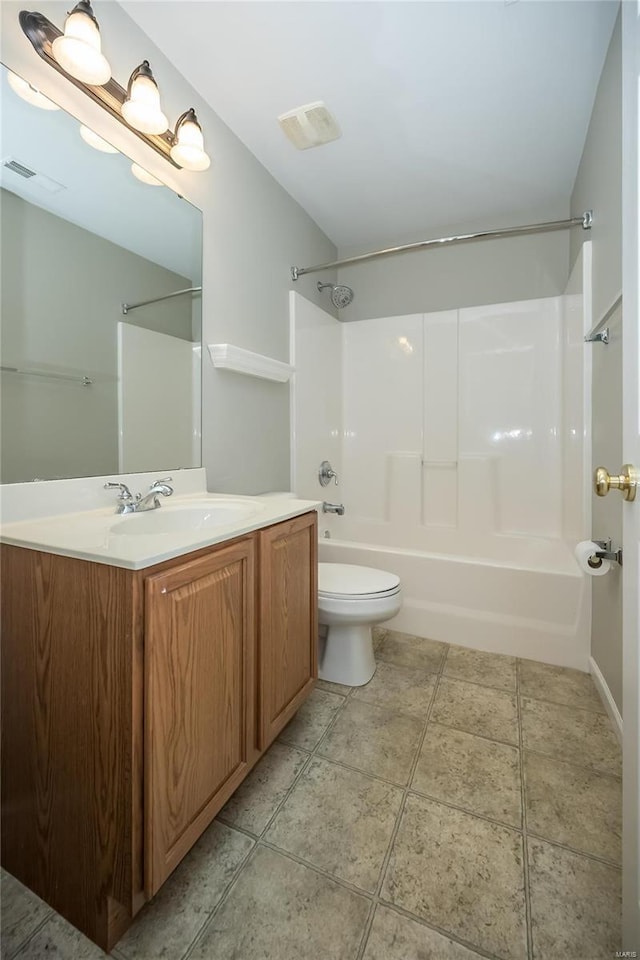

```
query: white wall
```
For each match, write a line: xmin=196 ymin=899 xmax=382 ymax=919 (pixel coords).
xmin=0 ymin=0 xmax=336 ymax=495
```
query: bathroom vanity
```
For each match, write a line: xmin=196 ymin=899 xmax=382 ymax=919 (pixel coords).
xmin=1 ymin=493 xmax=318 ymax=951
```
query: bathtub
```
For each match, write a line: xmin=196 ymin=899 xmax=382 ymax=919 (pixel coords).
xmin=318 ymin=523 xmax=590 ymax=670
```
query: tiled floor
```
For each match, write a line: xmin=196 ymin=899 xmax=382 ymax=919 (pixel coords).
xmin=2 ymin=631 xmax=622 ymax=960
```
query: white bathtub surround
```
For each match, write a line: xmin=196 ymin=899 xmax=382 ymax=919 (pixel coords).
xmin=289 ymin=292 xmax=343 ymax=508
xmin=291 ymin=248 xmax=592 ymax=669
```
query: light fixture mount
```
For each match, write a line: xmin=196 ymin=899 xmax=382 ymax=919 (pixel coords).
xmin=18 ymin=9 xmax=180 ymax=167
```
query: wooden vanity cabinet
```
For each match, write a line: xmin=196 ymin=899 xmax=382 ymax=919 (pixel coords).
xmin=258 ymin=513 xmax=318 ymax=747
xmin=145 ymin=537 xmax=257 ymax=897
xmin=0 ymin=510 xmax=317 ymax=951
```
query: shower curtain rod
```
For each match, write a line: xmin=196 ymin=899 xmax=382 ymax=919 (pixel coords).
xmin=290 ymin=211 xmax=593 ymax=280
xmin=121 ymin=286 xmax=202 ymax=315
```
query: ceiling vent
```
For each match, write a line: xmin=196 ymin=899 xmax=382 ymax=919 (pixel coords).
xmin=1 ymin=157 xmax=66 ymax=193
xmin=278 ymin=101 xmax=341 ymax=150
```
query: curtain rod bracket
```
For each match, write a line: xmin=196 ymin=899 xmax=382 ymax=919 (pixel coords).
xmin=582 ymin=210 xmax=593 ymax=229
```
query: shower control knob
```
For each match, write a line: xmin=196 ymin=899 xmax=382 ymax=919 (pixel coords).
xmin=594 ymin=464 xmax=638 ymax=501
xmin=319 ymin=460 xmax=338 ymax=487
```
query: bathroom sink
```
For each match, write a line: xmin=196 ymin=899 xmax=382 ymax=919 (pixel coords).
xmin=110 ymin=500 xmax=261 ymax=536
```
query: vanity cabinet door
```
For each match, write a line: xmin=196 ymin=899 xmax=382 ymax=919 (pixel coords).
xmin=258 ymin=512 xmax=318 ymax=748
xmin=144 ymin=538 xmax=255 ymax=896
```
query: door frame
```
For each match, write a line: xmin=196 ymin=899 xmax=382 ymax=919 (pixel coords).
xmin=622 ymin=0 xmax=640 ymax=948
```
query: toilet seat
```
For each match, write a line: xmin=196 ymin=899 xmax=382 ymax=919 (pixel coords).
xmin=318 ymin=563 xmax=400 ymax=600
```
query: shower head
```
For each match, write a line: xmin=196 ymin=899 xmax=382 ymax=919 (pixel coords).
xmin=317 ymin=281 xmax=354 ymax=309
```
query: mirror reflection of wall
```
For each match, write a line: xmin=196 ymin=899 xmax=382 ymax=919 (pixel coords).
xmin=0 ymin=65 xmax=203 ymax=483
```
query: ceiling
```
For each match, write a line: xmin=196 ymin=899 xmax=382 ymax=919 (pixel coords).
xmin=122 ymin=1 xmax=619 ymax=250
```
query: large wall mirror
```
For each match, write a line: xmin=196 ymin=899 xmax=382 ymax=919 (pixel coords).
xmin=0 ymin=65 xmax=203 ymax=484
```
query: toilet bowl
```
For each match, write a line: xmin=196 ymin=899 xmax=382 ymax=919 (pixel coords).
xmin=318 ymin=563 xmax=402 ymax=686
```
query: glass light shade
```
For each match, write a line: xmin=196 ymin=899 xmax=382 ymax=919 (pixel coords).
xmin=122 ymin=73 xmax=168 ymax=135
xmin=79 ymin=125 xmax=118 ymax=154
xmin=170 ymin=114 xmax=211 ymax=171
xmin=51 ymin=6 xmax=111 ymax=86
xmin=7 ymin=72 xmax=60 ymax=110
xmin=131 ymin=163 xmax=163 ymax=186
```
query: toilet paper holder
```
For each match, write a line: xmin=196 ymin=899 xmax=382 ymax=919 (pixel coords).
xmin=590 ymin=539 xmax=623 ymax=568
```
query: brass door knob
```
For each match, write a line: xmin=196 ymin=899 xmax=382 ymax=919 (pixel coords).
xmin=594 ymin=464 xmax=638 ymax=501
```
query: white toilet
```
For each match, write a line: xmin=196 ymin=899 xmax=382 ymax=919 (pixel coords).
xmin=318 ymin=563 xmax=402 ymax=686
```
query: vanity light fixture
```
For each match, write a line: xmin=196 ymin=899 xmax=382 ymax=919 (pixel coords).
xmin=170 ymin=109 xmax=211 ymax=171
xmin=7 ymin=70 xmax=59 ymax=110
xmin=122 ymin=61 xmax=168 ymax=135
xmin=51 ymin=0 xmax=111 ymax=86
xmin=19 ymin=9 xmax=212 ymax=172
xmin=131 ymin=162 xmax=163 ymax=186
xmin=79 ymin=124 xmax=118 ymax=153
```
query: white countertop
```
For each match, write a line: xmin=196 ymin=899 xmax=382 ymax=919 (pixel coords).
xmin=0 ymin=491 xmax=321 ymax=570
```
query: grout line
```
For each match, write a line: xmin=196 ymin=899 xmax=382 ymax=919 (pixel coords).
xmin=524 ymin=832 xmax=622 ymax=871
xmin=406 ymin=786 xmax=523 ymax=833
xmin=439 ymin=672 xmax=518 ymax=696
xmin=519 ymin=690 xmax=619 ymax=720
xmin=184 ymin=686 xmax=358 ymax=958
xmin=7 ymin=912 xmax=53 ymax=960
xmin=516 ymin=659 xmax=534 ymax=960
xmin=518 ymin=744 xmax=622 ymax=781
xmin=427 ymin=716 xmax=519 ymax=750
xmin=354 ymin=644 xmax=447 ymax=960
xmin=257 ymin=838 xmax=375 ymax=900
xmin=374 ymin=898 xmax=506 ymax=960
xmin=181 ymin=842 xmax=263 ymax=960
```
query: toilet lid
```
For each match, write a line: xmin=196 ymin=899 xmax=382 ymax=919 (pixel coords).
xmin=318 ymin=563 xmax=400 ymax=598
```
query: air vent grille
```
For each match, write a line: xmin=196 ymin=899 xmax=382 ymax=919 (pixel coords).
xmin=1 ymin=157 xmax=66 ymax=194
xmin=4 ymin=159 xmax=36 ymax=179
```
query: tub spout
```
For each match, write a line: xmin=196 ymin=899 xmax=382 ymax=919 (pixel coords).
xmin=323 ymin=501 xmax=345 ymax=516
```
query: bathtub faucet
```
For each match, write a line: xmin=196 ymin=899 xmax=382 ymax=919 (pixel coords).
xmin=322 ymin=501 xmax=345 ymax=516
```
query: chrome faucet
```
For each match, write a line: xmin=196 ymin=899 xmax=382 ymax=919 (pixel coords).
xmin=104 ymin=477 xmax=174 ymax=514
xmin=104 ymin=481 xmax=137 ymax=515
xmin=135 ymin=478 xmax=174 ymax=512
xmin=322 ymin=501 xmax=345 ymax=516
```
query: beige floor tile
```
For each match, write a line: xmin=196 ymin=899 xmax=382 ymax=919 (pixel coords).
xmin=524 ymin=752 xmax=621 ymax=864
xmin=519 ymin=658 xmax=605 ymax=713
xmin=316 ymin=678 xmax=354 ymax=696
xmin=444 ymin=645 xmax=516 ymax=692
xmin=1 ymin=871 xmax=51 ymax=960
xmin=381 ymin=794 xmax=527 ymax=960
xmin=521 ymin=697 xmax=621 ymax=777
xmin=278 ymin=688 xmax=345 ymax=750
xmin=218 ymin=742 xmax=308 ymax=835
xmin=266 ymin=757 xmax=402 ymax=892
xmin=412 ymin=723 xmax=522 ymax=827
xmin=528 ymin=838 xmax=621 ymax=959
xmin=11 ymin=914 xmax=107 ymax=959
xmin=189 ymin=845 xmax=370 ymax=960
xmin=431 ymin=676 xmax=519 ymax=744
xmin=376 ymin=630 xmax=447 ymax=673
xmin=318 ymin=699 xmax=424 ymax=785
xmin=363 ymin=905 xmax=486 ymax=960
xmin=118 ymin=821 xmax=253 ymax=960
xmin=352 ymin=661 xmax=437 ymax=720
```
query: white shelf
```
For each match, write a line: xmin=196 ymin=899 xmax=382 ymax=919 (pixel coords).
xmin=208 ymin=343 xmax=294 ymax=383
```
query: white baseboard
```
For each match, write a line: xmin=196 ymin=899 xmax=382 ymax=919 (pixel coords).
xmin=589 ymin=656 xmax=623 ymax=744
